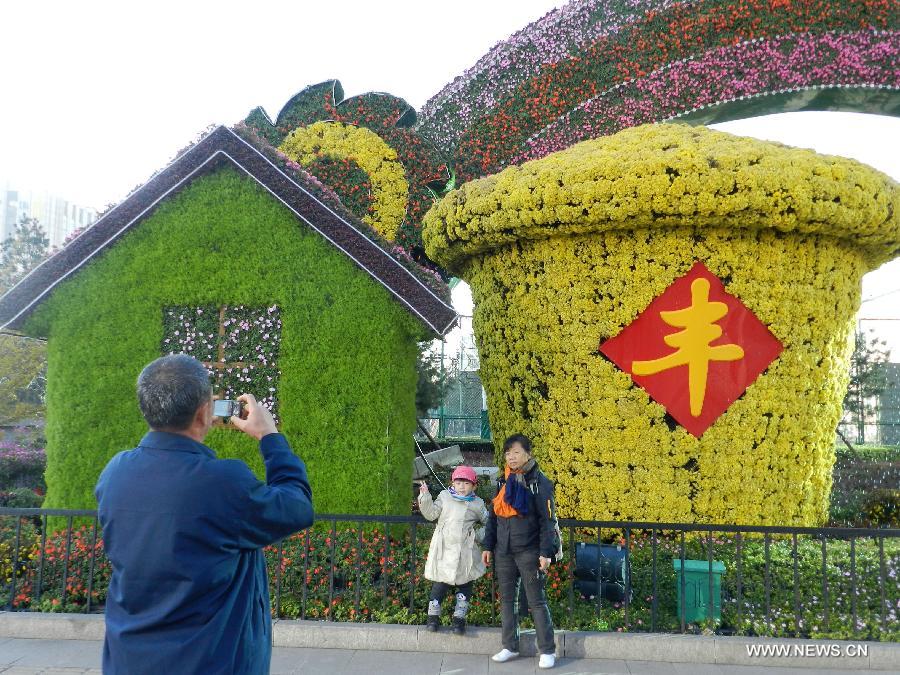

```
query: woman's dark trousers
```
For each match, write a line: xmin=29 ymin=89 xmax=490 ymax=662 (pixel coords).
xmin=494 ymin=549 xmax=556 ymax=655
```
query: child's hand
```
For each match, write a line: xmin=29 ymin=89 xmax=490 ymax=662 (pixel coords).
xmin=419 ymin=481 xmax=428 ymax=494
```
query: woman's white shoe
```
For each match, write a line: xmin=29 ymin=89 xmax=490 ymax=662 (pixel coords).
xmin=491 ymin=649 xmax=519 ymax=662
xmin=539 ymin=653 xmax=556 ymax=668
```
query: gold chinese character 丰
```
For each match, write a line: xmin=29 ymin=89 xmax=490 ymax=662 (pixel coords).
xmin=632 ymin=277 xmax=744 ymax=416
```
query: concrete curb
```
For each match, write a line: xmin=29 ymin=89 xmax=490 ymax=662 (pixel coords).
xmin=0 ymin=612 xmax=104 ymax=641
xmin=1 ymin=612 xmax=897 ymax=670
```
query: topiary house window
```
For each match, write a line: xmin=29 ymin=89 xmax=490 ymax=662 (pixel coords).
xmin=162 ymin=305 xmax=282 ymax=420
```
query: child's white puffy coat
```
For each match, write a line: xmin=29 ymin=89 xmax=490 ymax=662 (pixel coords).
xmin=418 ymin=489 xmax=489 ymax=585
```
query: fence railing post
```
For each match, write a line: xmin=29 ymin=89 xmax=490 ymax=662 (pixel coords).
xmin=35 ymin=513 xmax=47 ymax=607
xmin=382 ymin=521 xmax=390 ymax=606
xmin=355 ymin=526 xmax=363 ymax=618
xmin=8 ymin=516 xmax=21 ymax=610
xmin=86 ymin=516 xmax=99 ymax=614
xmin=61 ymin=515 xmax=73 ymax=608
xmin=595 ymin=526 xmax=603 ymax=619
xmin=650 ymin=528 xmax=658 ymax=632
xmin=736 ymin=532 xmax=743 ymax=634
xmin=567 ymin=524 xmax=575 ymax=625
xmin=822 ymin=535 xmax=829 ymax=629
xmin=706 ymin=529 xmax=714 ymax=627
xmin=764 ymin=533 xmax=771 ymax=634
xmin=679 ymin=531 xmax=686 ymax=634
xmin=1 ymin=508 xmax=898 ymax=641
xmin=792 ymin=532 xmax=800 ymax=636
xmin=301 ymin=528 xmax=310 ymax=620
xmin=327 ymin=519 xmax=337 ymax=621
xmin=275 ymin=539 xmax=283 ymax=620
xmin=409 ymin=520 xmax=417 ymax=612
xmin=625 ymin=527 xmax=632 ymax=630
xmin=878 ymin=536 xmax=887 ymax=633
xmin=850 ymin=536 xmax=858 ymax=634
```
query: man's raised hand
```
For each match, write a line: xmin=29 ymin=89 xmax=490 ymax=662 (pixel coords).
xmin=230 ymin=393 xmax=278 ymax=440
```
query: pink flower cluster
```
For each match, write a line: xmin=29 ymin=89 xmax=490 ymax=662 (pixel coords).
xmin=517 ymin=30 xmax=900 ymax=162
xmin=0 ymin=442 xmax=45 ymax=466
xmin=162 ymin=305 xmax=283 ymax=415
xmin=418 ymin=0 xmax=675 ymax=150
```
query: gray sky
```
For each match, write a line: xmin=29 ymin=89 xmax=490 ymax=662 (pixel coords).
xmin=2 ymin=0 xmax=898 ymax=352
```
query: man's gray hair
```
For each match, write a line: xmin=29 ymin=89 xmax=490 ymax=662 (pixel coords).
xmin=137 ymin=354 xmax=212 ymax=430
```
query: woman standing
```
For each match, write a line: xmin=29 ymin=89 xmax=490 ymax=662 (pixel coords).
xmin=482 ymin=434 xmax=558 ymax=669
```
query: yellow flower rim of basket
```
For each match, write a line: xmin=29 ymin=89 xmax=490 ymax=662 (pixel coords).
xmin=280 ymin=121 xmax=409 ymax=242
xmin=423 ymin=123 xmax=900 ymax=272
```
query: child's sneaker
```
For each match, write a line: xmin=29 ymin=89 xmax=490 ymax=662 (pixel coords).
xmin=426 ymin=599 xmax=441 ymax=632
xmin=452 ymin=592 xmax=469 ymax=635
xmin=539 ymin=653 xmax=556 ymax=669
xmin=491 ymin=649 xmax=519 ymax=662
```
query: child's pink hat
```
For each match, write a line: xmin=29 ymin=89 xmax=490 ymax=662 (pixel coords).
xmin=451 ymin=465 xmax=477 ymax=484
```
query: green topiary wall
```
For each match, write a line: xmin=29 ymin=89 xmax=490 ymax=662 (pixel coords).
xmin=25 ymin=167 xmax=425 ymax=515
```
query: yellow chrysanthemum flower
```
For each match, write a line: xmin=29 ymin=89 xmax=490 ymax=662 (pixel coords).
xmin=423 ymin=123 xmax=900 ymax=526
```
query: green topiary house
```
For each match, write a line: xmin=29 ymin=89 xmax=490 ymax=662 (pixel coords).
xmin=0 ymin=126 xmax=456 ymax=516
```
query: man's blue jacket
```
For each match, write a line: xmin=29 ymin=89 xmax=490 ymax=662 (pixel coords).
xmin=95 ymin=431 xmax=313 ymax=674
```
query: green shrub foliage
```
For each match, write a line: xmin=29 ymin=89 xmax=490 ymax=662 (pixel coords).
xmin=23 ymin=167 xmax=426 ymax=515
xmin=862 ymin=489 xmax=900 ymax=528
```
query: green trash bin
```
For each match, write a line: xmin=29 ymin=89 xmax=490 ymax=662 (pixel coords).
xmin=673 ymin=559 xmax=725 ymax=623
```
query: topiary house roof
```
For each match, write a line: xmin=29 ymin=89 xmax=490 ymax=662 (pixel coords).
xmin=0 ymin=126 xmax=458 ymax=337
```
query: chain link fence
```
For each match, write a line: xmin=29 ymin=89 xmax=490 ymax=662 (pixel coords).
xmin=837 ymin=362 xmax=900 ymax=446
xmin=417 ymin=315 xmax=490 ymax=441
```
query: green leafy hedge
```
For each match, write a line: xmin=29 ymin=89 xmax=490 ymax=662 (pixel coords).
xmin=835 ymin=446 xmax=900 ymax=463
xmin=23 ymin=167 xmax=426 ymax=515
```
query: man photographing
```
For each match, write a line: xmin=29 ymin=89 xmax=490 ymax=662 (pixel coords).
xmin=95 ymin=354 xmax=314 ymax=674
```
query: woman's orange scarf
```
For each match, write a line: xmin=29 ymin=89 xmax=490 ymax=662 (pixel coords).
xmin=492 ymin=466 xmax=525 ymax=518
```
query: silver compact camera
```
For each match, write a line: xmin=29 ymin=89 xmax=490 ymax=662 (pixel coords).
xmin=213 ymin=399 xmax=244 ymax=419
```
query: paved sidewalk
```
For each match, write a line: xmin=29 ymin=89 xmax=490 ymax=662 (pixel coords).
xmin=1 ymin=638 xmax=894 ymax=675
xmin=2 ymin=615 xmax=897 ymax=673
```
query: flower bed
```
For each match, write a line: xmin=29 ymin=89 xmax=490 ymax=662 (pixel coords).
xmin=2 ymin=520 xmax=896 ymax=641
xmin=243 ymin=81 xmax=453 ymax=272
xmin=0 ymin=442 xmax=45 ymax=491
xmin=0 ymin=442 xmax=45 ymax=508
xmin=417 ymin=0 xmax=900 ymax=182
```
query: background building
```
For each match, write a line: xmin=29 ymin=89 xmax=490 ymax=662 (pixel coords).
xmin=0 ymin=180 xmax=96 ymax=248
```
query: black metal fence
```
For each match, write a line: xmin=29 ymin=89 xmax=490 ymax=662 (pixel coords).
xmin=1 ymin=508 xmax=897 ymax=640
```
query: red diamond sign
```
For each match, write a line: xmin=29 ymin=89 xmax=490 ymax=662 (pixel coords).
xmin=599 ymin=262 xmax=783 ymax=437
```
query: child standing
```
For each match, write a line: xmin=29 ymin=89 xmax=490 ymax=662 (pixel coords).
xmin=418 ymin=465 xmax=489 ymax=634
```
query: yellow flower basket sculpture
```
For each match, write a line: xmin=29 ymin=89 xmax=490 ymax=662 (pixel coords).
xmin=423 ymin=123 xmax=900 ymax=526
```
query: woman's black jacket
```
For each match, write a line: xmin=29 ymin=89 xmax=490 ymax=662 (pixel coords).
xmin=482 ymin=461 xmax=558 ymax=559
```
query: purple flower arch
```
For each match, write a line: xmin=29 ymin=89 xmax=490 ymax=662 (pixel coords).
xmin=416 ymin=0 xmax=899 ymax=182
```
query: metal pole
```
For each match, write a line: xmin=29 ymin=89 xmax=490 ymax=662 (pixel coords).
xmin=438 ymin=339 xmax=446 ymax=439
